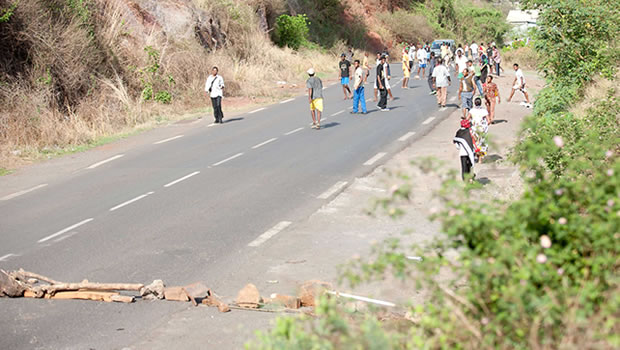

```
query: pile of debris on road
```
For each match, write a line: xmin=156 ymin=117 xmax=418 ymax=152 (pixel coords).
xmin=1 ymin=269 xmax=333 ymax=314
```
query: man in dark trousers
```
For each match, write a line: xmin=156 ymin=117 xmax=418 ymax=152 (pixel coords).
xmin=453 ymin=118 xmax=475 ymax=180
xmin=376 ymin=55 xmax=389 ymax=111
xmin=205 ymin=66 xmax=225 ymax=123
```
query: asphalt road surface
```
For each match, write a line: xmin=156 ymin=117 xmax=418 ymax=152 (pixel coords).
xmin=0 ymin=65 xmax=459 ymax=349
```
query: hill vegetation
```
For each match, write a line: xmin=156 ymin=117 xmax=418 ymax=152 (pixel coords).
xmin=0 ymin=0 xmax=506 ymax=169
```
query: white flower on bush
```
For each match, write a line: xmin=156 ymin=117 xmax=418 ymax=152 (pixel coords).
xmin=540 ymin=235 xmax=552 ymax=249
xmin=557 ymin=268 xmax=564 ymax=275
xmin=536 ymin=254 xmax=547 ymax=264
xmin=558 ymin=217 xmax=567 ymax=225
xmin=553 ymin=136 xmax=564 ymax=148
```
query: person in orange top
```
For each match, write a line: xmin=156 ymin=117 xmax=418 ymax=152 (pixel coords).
xmin=483 ymin=75 xmax=501 ymax=124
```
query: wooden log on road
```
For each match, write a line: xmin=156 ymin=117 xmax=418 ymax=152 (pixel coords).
xmin=31 ymin=282 xmax=144 ymax=297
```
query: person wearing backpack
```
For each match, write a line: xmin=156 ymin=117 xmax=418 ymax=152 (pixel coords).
xmin=205 ymin=66 xmax=225 ymax=124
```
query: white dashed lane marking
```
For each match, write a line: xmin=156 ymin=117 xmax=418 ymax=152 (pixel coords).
xmin=0 ymin=253 xmax=18 ymax=262
xmin=450 ymin=96 xmax=457 ymax=102
xmin=38 ymin=218 xmax=94 ymax=243
xmin=285 ymin=127 xmax=304 ymax=136
xmin=318 ymin=181 xmax=348 ymax=199
xmin=247 ymin=221 xmax=292 ymax=247
xmin=398 ymin=132 xmax=416 ymax=142
xmin=213 ymin=153 xmax=244 ymax=166
xmin=110 ymin=192 xmax=155 ymax=212
xmin=154 ymin=135 xmax=184 ymax=145
xmin=0 ymin=184 xmax=48 ymax=201
xmin=280 ymin=98 xmax=294 ymax=104
xmin=440 ymin=107 xmax=447 ymax=112
xmin=331 ymin=110 xmax=345 ymax=116
xmin=422 ymin=117 xmax=435 ymax=125
xmin=164 ymin=171 xmax=200 ymax=187
xmin=252 ymin=138 xmax=277 ymax=149
xmin=249 ymin=108 xmax=266 ymax=114
xmin=364 ymin=152 xmax=387 ymax=166
xmin=87 ymin=155 xmax=124 ymax=169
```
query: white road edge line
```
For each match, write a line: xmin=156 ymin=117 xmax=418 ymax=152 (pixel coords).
xmin=285 ymin=127 xmax=304 ymax=136
xmin=164 ymin=171 xmax=200 ymax=187
xmin=331 ymin=110 xmax=345 ymax=116
xmin=249 ymin=107 xmax=265 ymax=114
xmin=87 ymin=154 xmax=124 ymax=169
xmin=326 ymin=291 xmax=396 ymax=307
xmin=252 ymin=138 xmax=277 ymax=149
xmin=422 ymin=116 xmax=435 ymax=125
xmin=318 ymin=181 xmax=348 ymax=199
xmin=154 ymin=135 xmax=184 ymax=145
xmin=280 ymin=98 xmax=294 ymax=104
xmin=398 ymin=131 xmax=416 ymax=142
xmin=207 ymin=123 xmax=217 ymax=127
xmin=0 ymin=184 xmax=48 ymax=201
xmin=38 ymin=218 xmax=94 ymax=243
xmin=109 ymin=192 xmax=154 ymax=212
xmin=364 ymin=152 xmax=387 ymax=166
xmin=248 ymin=221 xmax=292 ymax=247
xmin=212 ymin=153 xmax=244 ymax=166
xmin=0 ymin=253 xmax=18 ymax=262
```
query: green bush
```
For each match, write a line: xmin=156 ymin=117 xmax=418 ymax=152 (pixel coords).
xmin=274 ymin=14 xmax=309 ymax=50
xmin=248 ymin=0 xmax=619 ymax=348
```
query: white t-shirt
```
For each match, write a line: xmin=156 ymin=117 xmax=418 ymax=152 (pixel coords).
xmin=408 ymin=48 xmax=415 ymax=61
xmin=416 ymin=48 xmax=426 ymax=63
xmin=470 ymin=43 xmax=478 ymax=55
xmin=515 ymin=69 xmax=526 ymax=85
xmin=354 ymin=67 xmax=363 ymax=88
xmin=205 ymin=75 xmax=224 ymax=98
xmin=455 ymin=55 xmax=468 ymax=73
xmin=432 ymin=65 xmax=450 ymax=87
xmin=470 ymin=107 xmax=488 ymax=126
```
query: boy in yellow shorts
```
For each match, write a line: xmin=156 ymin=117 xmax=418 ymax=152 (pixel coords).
xmin=306 ymin=68 xmax=324 ymax=129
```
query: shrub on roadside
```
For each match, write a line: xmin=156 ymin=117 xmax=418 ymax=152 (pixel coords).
xmin=274 ymin=14 xmax=310 ymax=50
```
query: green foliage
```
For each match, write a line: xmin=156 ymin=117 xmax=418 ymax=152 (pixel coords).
xmin=0 ymin=1 xmax=17 ymax=23
xmin=249 ymin=1 xmax=619 ymax=349
xmin=138 ymin=46 xmax=174 ymax=104
xmin=274 ymin=14 xmax=309 ymax=50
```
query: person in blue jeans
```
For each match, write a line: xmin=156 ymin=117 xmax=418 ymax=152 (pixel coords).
xmin=351 ymin=60 xmax=367 ymax=114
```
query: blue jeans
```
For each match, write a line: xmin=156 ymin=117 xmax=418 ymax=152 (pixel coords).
xmin=353 ymin=86 xmax=367 ymax=113
xmin=474 ymin=77 xmax=484 ymax=97
xmin=461 ymin=91 xmax=474 ymax=110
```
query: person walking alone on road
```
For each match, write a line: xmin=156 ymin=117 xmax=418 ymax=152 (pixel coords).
xmin=507 ymin=63 xmax=532 ymax=107
xmin=376 ymin=56 xmax=389 ymax=111
xmin=339 ymin=54 xmax=352 ymax=100
xmin=432 ymin=58 xmax=451 ymax=108
xmin=205 ymin=66 xmax=225 ymax=124
xmin=416 ymin=44 xmax=427 ymax=78
xmin=306 ymin=68 xmax=323 ymax=130
xmin=454 ymin=118 xmax=476 ymax=181
xmin=492 ymin=45 xmax=501 ymax=77
xmin=351 ymin=60 xmax=367 ymax=114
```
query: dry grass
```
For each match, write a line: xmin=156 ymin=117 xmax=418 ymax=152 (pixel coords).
xmin=502 ymin=46 xmax=539 ymax=70
xmin=0 ymin=0 xmax=337 ymax=169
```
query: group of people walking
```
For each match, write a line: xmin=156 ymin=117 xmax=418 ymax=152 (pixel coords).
xmin=204 ymin=41 xmax=531 ymax=181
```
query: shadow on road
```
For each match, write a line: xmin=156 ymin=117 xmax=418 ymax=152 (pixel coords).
xmin=320 ymin=122 xmax=340 ymax=130
xmin=493 ymin=119 xmax=508 ymax=124
xmin=224 ymin=117 xmax=244 ymax=124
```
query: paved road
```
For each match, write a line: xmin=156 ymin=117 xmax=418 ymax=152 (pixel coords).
xmin=0 ymin=65 xmax=459 ymax=349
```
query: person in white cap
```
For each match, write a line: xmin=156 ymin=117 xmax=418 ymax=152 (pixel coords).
xmin=306 ymin=68 xmax=324 ymax=129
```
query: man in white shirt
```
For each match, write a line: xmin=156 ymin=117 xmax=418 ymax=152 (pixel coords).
xmin=416 ymin=44 xmax=427 ymax=78
xmin=507 ymin=63 xmax=531 ymax=106
xmin=432 ymin=58 xmax=451 ymax=107
xmin=408 ymin=45 xmax=416 ymax=71
xmin=351 ymin=60 xmax=367 ymax=114
xmin=205 ymin=66 xmax=225 ymax=123
xmin=470 ymin=42 xmax=479 ymax=60
xmin=455 ymin=50 xmax=468 ymax=78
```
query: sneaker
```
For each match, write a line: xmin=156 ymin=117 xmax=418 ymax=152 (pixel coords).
xmin=381 ymin=108 xmax=390 ymax=112
xmin=311 ymin=123 xmax=317 ymax=129
xmin=350 ymin=111 xmax=357 ymax=114
xmin=430 ymin=91 xmax=436 ymax=95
